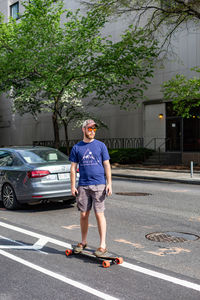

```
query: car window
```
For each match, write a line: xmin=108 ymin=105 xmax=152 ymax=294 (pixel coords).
xmin=17 ymin=149 xmax=70 ymax=164
xmin=0 ymin=151 xmax=12 ymax=166
xmin=0 ymin=150 xmax=22 ymax=166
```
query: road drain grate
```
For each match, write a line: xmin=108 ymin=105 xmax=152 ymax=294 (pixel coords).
xmin=115 ymin=192 xmax=151 ymax=196
xmin=145 ymin=232 xmax=200 ymax=243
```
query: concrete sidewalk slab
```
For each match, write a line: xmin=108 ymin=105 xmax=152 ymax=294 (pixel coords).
xmin=111 ymin=167 xmax=200 ymax=185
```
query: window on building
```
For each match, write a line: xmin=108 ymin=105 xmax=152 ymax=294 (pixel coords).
xmin=10 ymin=2 xmax=19 ymax=19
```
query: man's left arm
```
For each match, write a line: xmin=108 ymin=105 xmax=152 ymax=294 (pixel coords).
xmin=103 ymin=160 xmax=112 ymax=196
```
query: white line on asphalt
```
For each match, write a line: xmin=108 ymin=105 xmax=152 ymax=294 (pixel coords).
xmin=121 ymin=262 xmax=200 ymax=292
xmin=0 ymin=235 xmax=47 ymax=254
xmin=0 ymin=221 xmax=72 ymax=249
xmin=33 ymin=237 xmax=49 ymax=249
xmin=0 ymin=249 xmax=118 ymax=300
xmin=0 ymin=221 xmax=200 ymax=293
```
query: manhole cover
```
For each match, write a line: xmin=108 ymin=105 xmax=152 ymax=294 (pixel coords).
xmin=115 ymin=192 xmax=151 ymax=196
xmin=146 ymin=232 xmax=200 ymax=243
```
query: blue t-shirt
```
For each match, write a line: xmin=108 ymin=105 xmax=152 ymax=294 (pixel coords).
xmin=69 ymin=139 xmax=110 ymax=186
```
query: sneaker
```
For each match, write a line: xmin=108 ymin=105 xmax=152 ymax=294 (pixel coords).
xmin=74 ymin=243 xmax=87 ymax=254
xmin=94 ymin=247 xmax=108 ymax=257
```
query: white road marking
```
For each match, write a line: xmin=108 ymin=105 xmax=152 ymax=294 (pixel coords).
xmin=0 ymin=221 xmax=72 ymax=249
xmin=33 ymin=237 xmax=49 ymax=249
xmin=121 ymin=262 xmax=200 ymax=292
xmin=0 ymin=235 xmax=47 ymax=254
xmin=0 ymin=249 xmax=118 ymax=300
xmin=0 ymin=221 xmax=200 ymax=293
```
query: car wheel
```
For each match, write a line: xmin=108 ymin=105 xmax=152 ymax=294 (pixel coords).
xmin=2 ymin=184 xmax=19 ymax=210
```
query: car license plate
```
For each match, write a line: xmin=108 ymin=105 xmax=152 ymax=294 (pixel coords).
xmin=42 ymin=174 xmax=57 ymax=181
xmin=58 ymin=173 xmax=70 ymax=180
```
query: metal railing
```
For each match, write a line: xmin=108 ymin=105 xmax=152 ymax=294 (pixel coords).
xmin=100 ymin=138 xmax=144 ymax=149
xmin=33 ymin=138 xmax=144 ymax=149
xmin=33 ymin=140 xmax=80 ymax=148
xmin=144 ymin=138 xmax=169 ymax=152
xmin=34 ymin=137 xmax=182 ymax=152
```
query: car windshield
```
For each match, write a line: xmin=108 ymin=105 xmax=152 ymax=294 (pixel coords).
xmin=17 ymin=149 xmax=70 ymax=164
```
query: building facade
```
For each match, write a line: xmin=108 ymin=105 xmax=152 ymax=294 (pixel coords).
xmin=0 ymin=0 xmax=200 ymax=164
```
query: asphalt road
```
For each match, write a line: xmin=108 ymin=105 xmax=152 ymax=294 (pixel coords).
xmin=0 ymin=178 xmax=200 ymax=299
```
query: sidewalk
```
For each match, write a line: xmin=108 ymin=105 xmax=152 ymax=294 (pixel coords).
xmin=111 ymin=165 xmax=200 ymax=185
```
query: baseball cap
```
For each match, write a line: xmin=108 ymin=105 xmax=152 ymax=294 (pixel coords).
xmin=82 ymin=119 xmax=97 ymax=128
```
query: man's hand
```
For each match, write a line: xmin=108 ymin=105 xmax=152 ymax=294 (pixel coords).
xmin=106 ymin=183 xmax=112 ymax=196
xmin=71 ymin=187 xmax=78 ymax=197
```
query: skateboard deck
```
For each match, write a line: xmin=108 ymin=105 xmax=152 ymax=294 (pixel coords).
xmin=65 ymin=246 xmax=123 ymax=268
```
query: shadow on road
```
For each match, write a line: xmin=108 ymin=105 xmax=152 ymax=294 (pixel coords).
xmin=1 ymin=200 xmax=76 ymax=213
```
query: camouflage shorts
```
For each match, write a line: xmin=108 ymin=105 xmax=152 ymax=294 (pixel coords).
xmin=76 ymin=185 xmax=106 ymax=213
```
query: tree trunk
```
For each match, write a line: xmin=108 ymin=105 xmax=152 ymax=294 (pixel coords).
xmin=52 ymin=111 xmax=60 ymax=149
xmin=63 ymin=121 xmax=70 ymax=155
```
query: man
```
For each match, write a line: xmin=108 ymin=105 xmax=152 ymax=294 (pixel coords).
xmin=69 ymin=119 xmax=112 ymax=257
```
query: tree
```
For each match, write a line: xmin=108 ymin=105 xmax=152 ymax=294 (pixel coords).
xmin=0 ymin=0 xmax=159 ymax=148
xmin=83 ymin=0 xmax=200 ymax=50
xmin=83 ymin=0 xmax=200 ymax=117
xmin=43 ymin=91 xmax=107 ymax=154
xmin=162 ymin=68 xmax=200 ymax=118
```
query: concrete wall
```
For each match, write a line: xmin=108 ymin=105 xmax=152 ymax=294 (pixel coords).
xmin=0 ymin=0 xmax=9 ymax=20
xmin=143 ymin=103 xmax=166 ymax=150
xmin=0 ymin=1 xmax=200 ymax=150
xmin=0 ymin=0 xmax=143 ymax=146
xmin=0 ymin=97 xmax=143 ymax=145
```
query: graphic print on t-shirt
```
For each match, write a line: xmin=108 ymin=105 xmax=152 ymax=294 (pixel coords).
xmin=80 ymin=148 xmax=98 ymax=166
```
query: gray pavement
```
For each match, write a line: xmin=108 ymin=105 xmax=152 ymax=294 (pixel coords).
xmin=111 ymin=165 xmax=200 ymax=185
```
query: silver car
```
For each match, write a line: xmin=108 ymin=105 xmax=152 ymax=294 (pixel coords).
xmin=0 ymin=146 xmax=78 ymax=210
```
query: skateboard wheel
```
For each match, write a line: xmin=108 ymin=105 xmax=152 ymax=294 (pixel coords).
xmin=116 ymin=257 xmax=123 ymax=264
xmin=102 ymin=261 xmax=110 ymax=268
xmin=65 ymin=249 xmax=72 ymax=256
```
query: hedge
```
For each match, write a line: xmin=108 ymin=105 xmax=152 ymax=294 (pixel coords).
xmin=108 ymin=148 xmax=154 ymax=164
xmin=59 ymin=146 xmax=154 ymax=165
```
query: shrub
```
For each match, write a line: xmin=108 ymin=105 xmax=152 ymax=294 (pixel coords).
xmin=108 ymin=148 xmax=154 ymax=164
xmin=60 ymin=146 xmax=154 ymax=164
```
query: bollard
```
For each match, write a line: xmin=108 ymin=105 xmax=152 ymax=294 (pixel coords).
xmin=190 ymin=161 xmax=193 ymax=178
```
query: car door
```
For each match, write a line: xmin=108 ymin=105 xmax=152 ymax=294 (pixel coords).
xmin=0 ymin=150 xmax=23 ymax=195
xmin=0 ymin=150 xmax=12 ymax=195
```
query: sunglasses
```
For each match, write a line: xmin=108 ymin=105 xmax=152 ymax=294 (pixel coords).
xmin=87 ymin=127 xmax=97 ymax=132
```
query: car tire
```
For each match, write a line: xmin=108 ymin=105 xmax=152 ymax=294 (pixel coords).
xmin=2 ymin=184 xmax=20 ymax=210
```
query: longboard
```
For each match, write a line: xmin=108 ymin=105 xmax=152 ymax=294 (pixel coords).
xmin=65 ymin=246 xmax=123 ymax=268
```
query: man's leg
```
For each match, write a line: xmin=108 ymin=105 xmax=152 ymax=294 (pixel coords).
xmin=76 ymin=186 xmax=92 ymax=246
xmin=95 ymin=212 xmax=106 ymax=249
xmin=80 ymin=211 xmax=90 ymax=245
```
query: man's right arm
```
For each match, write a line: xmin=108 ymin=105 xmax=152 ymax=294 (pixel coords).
xmin=70 ymin=162 xmax=78 ymax=197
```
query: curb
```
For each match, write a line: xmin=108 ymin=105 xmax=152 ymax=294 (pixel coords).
xmin=112 ymin=173 xmax=200 ymax=185
xmin=111 ymin=167 xmax=200 ymax=174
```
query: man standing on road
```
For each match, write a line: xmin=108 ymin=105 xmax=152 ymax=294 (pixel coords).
xmin=69 ymin=119 xmax=112 ymax=257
